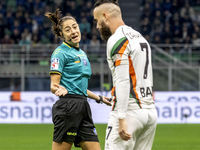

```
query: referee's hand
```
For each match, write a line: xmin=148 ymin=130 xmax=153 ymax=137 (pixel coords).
xmin=102 ymin=96 xmax=112 ymax=106
xmin=54 ymin=83 xmax=68 ymax=96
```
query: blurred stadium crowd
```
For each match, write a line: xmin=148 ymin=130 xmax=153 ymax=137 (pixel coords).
xmin=140 ymin=0 xmax=200 ymax=48
xmin=1 ymin=0 xmax=200 ymax=91
xmin=0 ymin=0 xmax=200 ymax=48
xmin=0 ymin=0 xmax=101 ymax=50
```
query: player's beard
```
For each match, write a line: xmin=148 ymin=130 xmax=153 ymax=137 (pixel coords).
xmin=99 ymin=21 xmax=112 ymax=42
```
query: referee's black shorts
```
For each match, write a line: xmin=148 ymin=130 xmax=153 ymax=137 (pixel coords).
xmin=52 ymin=94 xmax=99 ymax=147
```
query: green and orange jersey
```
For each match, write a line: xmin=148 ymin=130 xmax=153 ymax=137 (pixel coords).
xmin=107 ymin=25 xmax=155 ymax=118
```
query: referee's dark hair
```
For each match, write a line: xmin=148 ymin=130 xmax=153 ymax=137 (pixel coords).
xmin=45 ymin=9 xmax=76 ymax=38
xmin=93 ymin=0 xmax=119 ymax=9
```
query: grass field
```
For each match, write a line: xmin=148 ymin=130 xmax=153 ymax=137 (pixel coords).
xmin=0 ymin=124 xmax=200 ymax=150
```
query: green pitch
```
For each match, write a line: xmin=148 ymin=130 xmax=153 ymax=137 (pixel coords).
xmin=0 ymin=124 xmax=199 ymax=150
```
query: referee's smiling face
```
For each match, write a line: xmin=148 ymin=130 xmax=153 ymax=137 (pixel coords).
xmin=62 ymin=19 xmax=81 ymax=47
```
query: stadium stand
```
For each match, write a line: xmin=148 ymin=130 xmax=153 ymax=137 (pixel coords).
xmin=140 ymin=0 xmax=200 ymax=45
xmin=0 ymin=0 xmax=200 ymax=91
xmin=0 ymin=0 xmax=100 ymax=44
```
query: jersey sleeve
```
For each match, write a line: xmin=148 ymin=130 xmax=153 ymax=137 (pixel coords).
xmin=108 ymin=36 xmax=130 ymax=119
xmin=49 ymin=49 xmax=66 ymax=75
xmin=110 ymin=37 xmax=129 ymax=67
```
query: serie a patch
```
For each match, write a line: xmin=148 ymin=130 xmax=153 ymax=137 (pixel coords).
xmin=51 ymin=58 xmax=59 ymax=70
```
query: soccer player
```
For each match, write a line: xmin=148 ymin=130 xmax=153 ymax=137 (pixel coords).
xmin=93 ymin=0 xmax=157 ymax=150
xmin=45 ymin=9 xmax=111 ymax=150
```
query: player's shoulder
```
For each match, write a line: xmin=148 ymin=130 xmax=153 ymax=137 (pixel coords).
xmin=108 ymin=25 xmax=125 ymax=40
xmin=122 ymin=26 xmax=145 ymax=42
xmin=107 ymin=25 xmax=130 ymax=55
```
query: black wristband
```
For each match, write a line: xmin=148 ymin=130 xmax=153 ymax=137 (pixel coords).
xmin=96 ymin=95 xmax=103 ymax=104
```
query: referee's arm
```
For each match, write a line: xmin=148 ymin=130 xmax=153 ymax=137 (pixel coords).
xmin=87 ymin=90 xmax=112 ymax=106
xmin=50 ymin=73 xmax=61 ymax=93
xmin=50 ymin=73 xmax=68 ymax=96
xmin=87 ymin=90 xmax=100 ymax=101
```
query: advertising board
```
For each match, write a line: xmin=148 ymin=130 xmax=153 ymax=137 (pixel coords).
xmin=0 ymin=91 xmax=199 ymax=124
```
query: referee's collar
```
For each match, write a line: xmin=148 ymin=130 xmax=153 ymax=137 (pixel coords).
xmin=63 ymin=41 xmax=80 ymax=51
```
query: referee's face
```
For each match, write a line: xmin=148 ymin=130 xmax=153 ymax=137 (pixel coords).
xmin=62 ymin=19 xmax=81 ymax=46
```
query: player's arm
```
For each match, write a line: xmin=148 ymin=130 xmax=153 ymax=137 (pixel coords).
xmin=109 ymin=39 xmax=130 ymax=119
xmin=109 ymin=37 xmax=131 ymax=140
xmin=87 ymin=90 xmax=111 ymax=106
xmin=115 ymin=63 xmax=130 ymax=119
xmin=115 ymin=63 xmax=131 ymax=141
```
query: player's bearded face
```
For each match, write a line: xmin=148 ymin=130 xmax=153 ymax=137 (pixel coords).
xmin=99 ymin=20 xmax=112 ymax=42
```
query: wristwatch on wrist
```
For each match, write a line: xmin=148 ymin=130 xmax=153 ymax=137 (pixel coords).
xmin=96 ymin=95 xmax=103 ymax=104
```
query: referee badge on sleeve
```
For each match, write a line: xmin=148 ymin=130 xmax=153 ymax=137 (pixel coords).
xmin=82 ymin=58 xmax=87 ymax=65
xmin=51 ymin=58 xmax=59 ymax=70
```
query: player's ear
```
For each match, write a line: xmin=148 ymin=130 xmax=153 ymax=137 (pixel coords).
xmin=102 ymin=12 xmax=109 ymax=22
xmin=103 ymin=12 xmax=108 ymax=19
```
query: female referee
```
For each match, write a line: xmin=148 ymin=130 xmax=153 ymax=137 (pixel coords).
xmin=45 ymin=9 xmax=111 ymax=150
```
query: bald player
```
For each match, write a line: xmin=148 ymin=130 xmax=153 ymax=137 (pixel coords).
xmin=93 ymin=0 xmax=157 ymax=150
